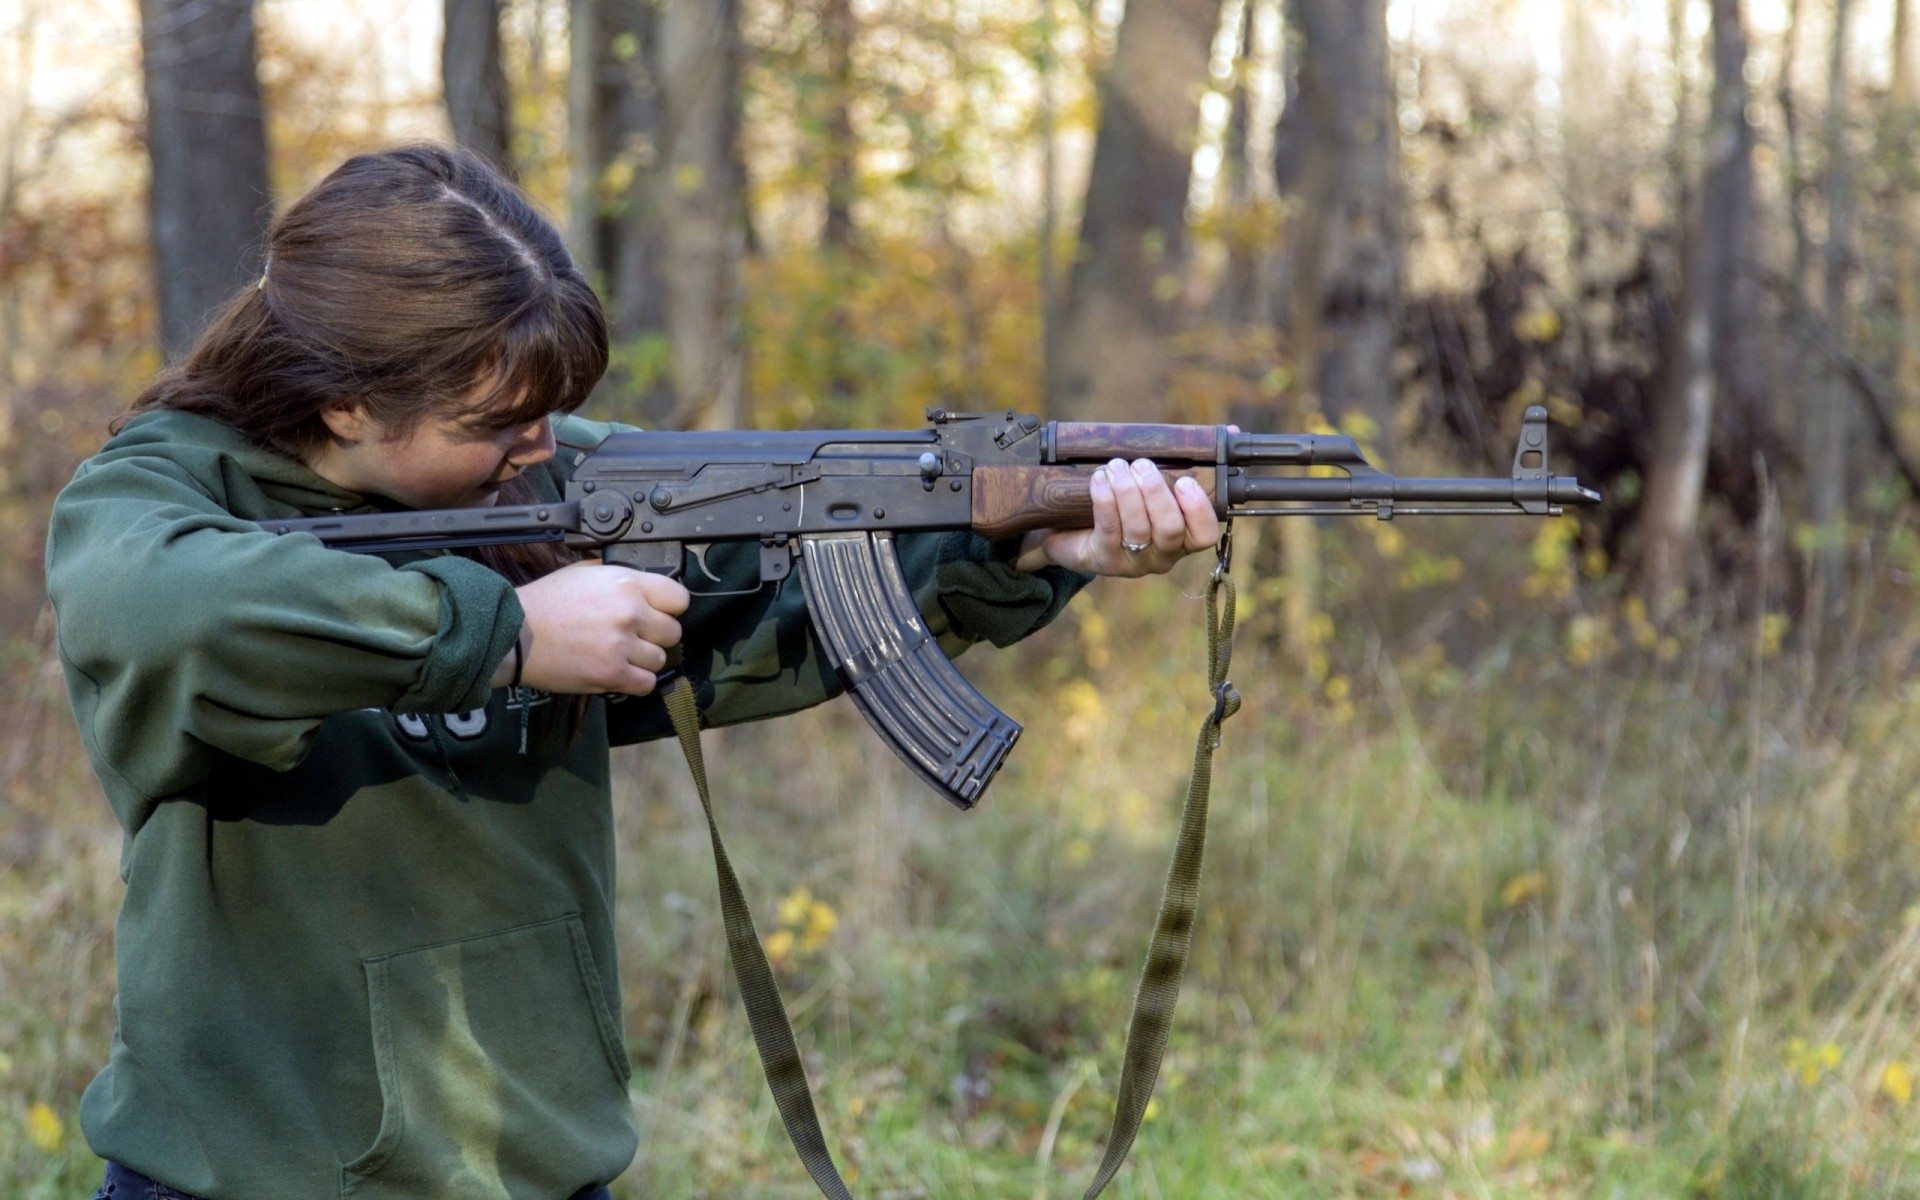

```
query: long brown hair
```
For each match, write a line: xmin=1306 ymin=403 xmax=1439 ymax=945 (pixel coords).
xmin=131 ymin=143 xmax=608 ymax=583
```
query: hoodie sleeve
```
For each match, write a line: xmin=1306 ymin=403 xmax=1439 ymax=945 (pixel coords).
xmin=46 ymin=448 xmax=521 ymax=805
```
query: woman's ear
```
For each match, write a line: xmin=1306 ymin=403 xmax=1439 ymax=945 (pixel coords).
xmin=318 ymin=397 xmax=374 ymax=443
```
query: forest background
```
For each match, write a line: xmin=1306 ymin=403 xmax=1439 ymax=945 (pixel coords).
xmin=6 ymin=0 xmax=1920 ymax=1196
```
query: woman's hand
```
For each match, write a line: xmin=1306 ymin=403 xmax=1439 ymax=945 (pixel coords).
xmin=495 ymin=560 xmax=692 ymax=695
xmin=1013 ymin=458 xmax=1223 ymax=577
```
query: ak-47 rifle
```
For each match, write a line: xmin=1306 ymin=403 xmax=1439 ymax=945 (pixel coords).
xmin=265 ymin=403 xmax=1599 ymax=1199
xmin=266 ymin=403 xmax=1599 ymax=809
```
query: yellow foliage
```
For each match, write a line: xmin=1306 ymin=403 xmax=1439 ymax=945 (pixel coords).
xmin=1882 ymin=1062 xmax=1913 ymax=1106
xmin=1530 ymin=517 xmax=1578 ymax=574
xmin=776 ymin=887 xmax=815 ymax=928
xmin=1395 ymin=550 xmax=1465 ymax=591
xmin=598 ymin=157 xmax=637 ymax=203
xmin=1060 ymin=679 xmax=1106 ymax=746
xmin=763 ymin=928 xmax=796 ymax=966
xmin=1565 ymin=615 xmax=1614 ymax=667
xmin=764 ymin=887 xmax=842 ymax=968
xmin=1337 ymin=412 xmax=1381 ymax=446
xmin=1525 ymin=518 xmax=1579 ymax=604
xmin=1513 ymin=307 xmax=1562 ymax=344
xmin=745 ymin=241 xmax=1046 ymax=427
xmin=1760 ymin=613 xmax=1789 ymax=657
xmin=1078 ymin=607 xmax=1111 ymax=672
xmin=1500 ymin=870 xmax=1548 ymax=907
xmin=1369 ymin=523 xmax=1406 ymax=560
xmin=1544 ymin=394 xmax=1585 ymax=429
xmin=1624 ymin=596 xmax=1659 ymax=651
xmin=24 ymin=1101 xmax=63 ymax=1153
xmin=1784 ymin=1038 xmax=1843 ymax=1087
xmin=801 ymin=899 xmax=839 ymax=952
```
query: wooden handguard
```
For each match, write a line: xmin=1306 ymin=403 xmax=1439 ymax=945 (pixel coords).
xmin=1048 ymin=422 xmax=1222 ymax=461
xmin=970 ymin=466 xmax=1220 ymax=542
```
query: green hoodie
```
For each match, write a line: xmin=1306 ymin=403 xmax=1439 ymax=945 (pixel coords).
xmin=46 ymin=409 xmax=1088 ymax=1200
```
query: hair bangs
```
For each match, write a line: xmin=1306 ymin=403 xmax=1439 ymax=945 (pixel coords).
xmin=461 ymin=284 xmax=609 ymax=429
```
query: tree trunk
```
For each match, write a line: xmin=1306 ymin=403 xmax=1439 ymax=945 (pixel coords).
xmin=1263 ymin=0 xmax=1309 ymax=344
xmin=1 ymin=1 xmax=35 ymax=387
xmin=657 ymin=0 xmax=746 ymax=430
xmin=569 ymin=0 xmax=673 ymax=426
xmin=140 ymin=0 xmax=271 ymax=360
xmin=821 ymin=0 xmax=857 ymax=250
xmin=1889 ymin=0 xmax=1920 ymax=428
xmin=1050 ymin=0 xmax=1222 ymax=420
xmin=1809 ymin=0 xmax=1855 ymax=611
xmin=1287 ymin=0 xmax=1401 ymax=447
xmin=1038 ymin=0 xmax=1061 ymax=400
xmin=443 ymin=0 xmax=513 ymax=174
xmin=1217 ymin=0 xmax=1278 ymax=330
xmin=1640 ymin=0 xmax=1755 ymax=619
xmin=1707 ymin=0 xmax=1772 ymax=527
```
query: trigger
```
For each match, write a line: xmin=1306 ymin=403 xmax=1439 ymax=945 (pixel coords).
xmin=687 ymin=545 xmax=726 ymax=585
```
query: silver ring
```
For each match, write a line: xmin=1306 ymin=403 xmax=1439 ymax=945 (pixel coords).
xmin=1123 ymin=541 xmax=1150 ymax=554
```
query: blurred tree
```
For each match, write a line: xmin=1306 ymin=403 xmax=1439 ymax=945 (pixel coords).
xmin=1215 ymin=0 xmax=1279 ymax=333
xmin=1777 ymin=0 xmax=1815 ymax=520
xmin=1255 ymin=0 xmax=1398 ymax=673
xmin=1051 ymin=0 xmax=1223 ymax=420
xmin=657 ymin=0 xmax=746 ymax=430
xmin=1888 ymin=0 xmax=1920 ymax=418
xmin=821 ymin=0 xmax=857 ymax=251
xmin=1809 ymin=0 xmax=1857 ymax=611
xmin=569 ymin=0 xmax=673 ymax=426
xmin=1638 ymin=0 xmax=1759 ymax=620
xmin=444 ymin=0 xmax=514 ymax=174
xmin=1038 ymin=0 xmax=1063 ymax=399
xmin=140 ymin=0 xmax=271 ymax=360
xmin=574 ymin=0 xmax=744 ymax=429
xmin=1282 ymin=0 xmax=1400 ymax=447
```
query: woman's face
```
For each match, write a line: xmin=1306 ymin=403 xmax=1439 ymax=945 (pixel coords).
xmin=308 ymin=400 xmax=558 ymax=510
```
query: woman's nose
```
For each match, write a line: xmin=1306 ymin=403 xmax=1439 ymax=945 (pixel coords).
xmin=509 ymin=419 xmax=556 ymax=466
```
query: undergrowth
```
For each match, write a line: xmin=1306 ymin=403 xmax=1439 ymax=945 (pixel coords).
xmin=9 ymin=509 xmax=1920 ymax=1197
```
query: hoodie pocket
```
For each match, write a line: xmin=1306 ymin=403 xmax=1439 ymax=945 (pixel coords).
xmin=340 ymin=915 xmax=636 ymax=1199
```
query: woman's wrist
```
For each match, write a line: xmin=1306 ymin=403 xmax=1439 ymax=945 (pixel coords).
xmin=490 ymin=629 xmax=527 ymax=689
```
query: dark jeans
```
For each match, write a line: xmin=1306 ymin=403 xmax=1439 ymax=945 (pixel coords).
xmin=92 ymin=1160 xmax=616 ymax=1200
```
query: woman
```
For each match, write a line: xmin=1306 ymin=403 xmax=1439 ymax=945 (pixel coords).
xmin=47 ymin=143 xmax=1218 ymax=1200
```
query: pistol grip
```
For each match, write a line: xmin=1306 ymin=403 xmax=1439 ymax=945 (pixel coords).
xmin=798 ymin=531 xmax=1021 ymax=809
xmin=603 ymin=540 xmax=685 ymax=682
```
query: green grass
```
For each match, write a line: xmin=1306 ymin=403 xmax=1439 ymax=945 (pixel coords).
xmin=14 ymin=526 xmax=1920 ymax=1198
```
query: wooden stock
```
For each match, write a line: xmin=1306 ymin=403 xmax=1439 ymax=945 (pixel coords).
xmin=970 ymin=465 xmax=1218 ymax=541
